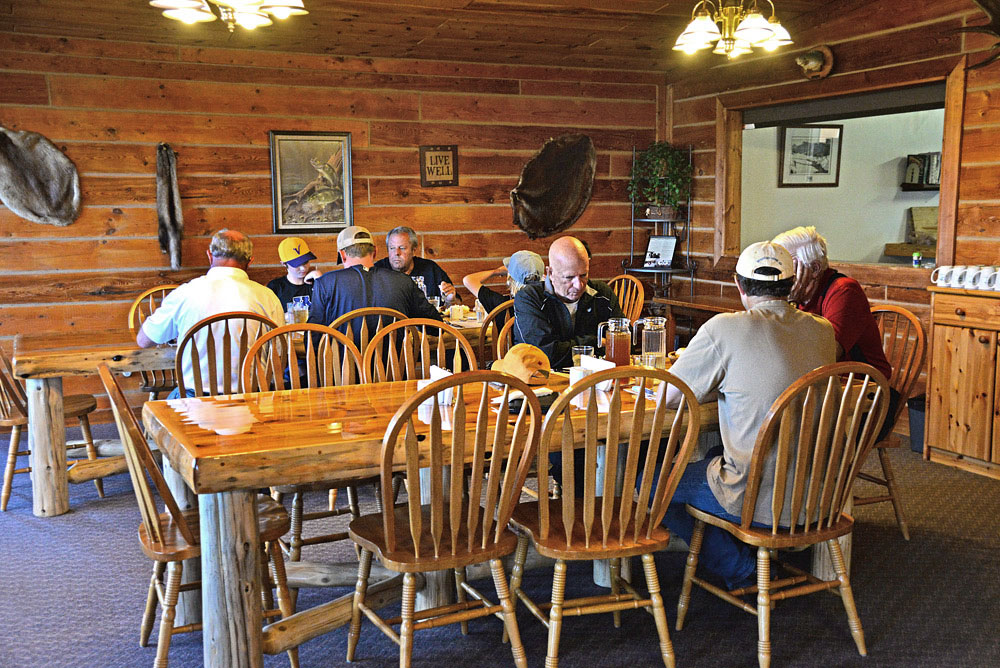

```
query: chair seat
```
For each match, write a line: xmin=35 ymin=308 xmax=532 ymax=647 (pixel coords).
xmin=349 ymin=504 xmax=519 ymax=572
xmin=138 ymin=495 xmax=290 ymax=563
xmin=687 ymin=504 xmax=855 ymax=549
xmin=63 ymin=393 xmax=98 ymax=418
xmin=510 ymin=500 xmax=673 ymax=560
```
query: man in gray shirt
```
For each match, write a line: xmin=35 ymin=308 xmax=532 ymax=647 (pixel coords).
xmin=663 ymin=241 xmax=836 ymax=588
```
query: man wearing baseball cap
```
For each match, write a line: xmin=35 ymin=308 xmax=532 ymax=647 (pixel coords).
xmin=659 ymin=240 xmax=836 ymax=590
xmin=267 ymin=237 xmax=323 ymax=311
xmin=308 ymin=226 xmax=441 ymax=340
xmin=461 ymin=250 xmax=545 ymax=315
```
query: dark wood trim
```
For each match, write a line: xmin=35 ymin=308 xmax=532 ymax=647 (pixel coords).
xmin=714 ymin=98 xmax=741 ymax=265
xmin=937 ymin=56 xmax=967 ymax=267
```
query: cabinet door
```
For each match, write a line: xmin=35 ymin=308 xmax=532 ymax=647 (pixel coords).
xmin=927 ymin=324 xmax=996 ymax=461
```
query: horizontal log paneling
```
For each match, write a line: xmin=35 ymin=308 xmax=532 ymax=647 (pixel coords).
xmin=0 ymin=31 xmax=664 ymax=424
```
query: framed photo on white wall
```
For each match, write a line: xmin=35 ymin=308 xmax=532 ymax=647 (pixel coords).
xmin=778 ymin=124 xmax=843 ymax=187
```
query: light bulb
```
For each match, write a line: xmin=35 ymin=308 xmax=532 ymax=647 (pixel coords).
xmin=734 ymin=11 xmax=773 ymax=45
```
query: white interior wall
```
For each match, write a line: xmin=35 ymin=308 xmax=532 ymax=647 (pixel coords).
xmin=741 ymin=109 xmax=943 ymax=263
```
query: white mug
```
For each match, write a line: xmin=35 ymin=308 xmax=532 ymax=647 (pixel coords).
xmin=930 ymin=265 xmax=954 ymax=286
xmin=948 ymin=265 xmax=969 ymax=288
xmin=963 ymin=266 xmax=984 ymax=290
xmin=976 ymin=266 xmax=1000 ymax=290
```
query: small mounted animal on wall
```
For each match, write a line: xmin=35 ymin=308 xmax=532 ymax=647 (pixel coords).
xmin=796 ymin=45 xmax=834 ymax=80
xmin=954 ymin=0 xmax=1000 ymax=69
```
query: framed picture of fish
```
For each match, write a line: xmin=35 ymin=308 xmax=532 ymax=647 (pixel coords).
xmin=777 ymin=124 xmax=842 ymax=187
xmin=269 ymin=130 xmax=353 ymax=233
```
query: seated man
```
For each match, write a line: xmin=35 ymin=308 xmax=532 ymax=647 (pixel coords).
xmin=136 ymin=229 xmax=284 ymax=396
xmin=663 ymin=241 xmax=836 ymax=588
xmin=513 ymin=236 xmax=623 ymax=369
xmin=266 ymin=236 xmax=323 ymax=312
xmin=462 ymin=250 xmax=545 ymax=314
xmin=772 ymin=225 xmax=896 ymax=436
xmin=374 ymin=225 xmax=461 ymax=304
xmin=309 ymin=225 xmax=441 ymax=337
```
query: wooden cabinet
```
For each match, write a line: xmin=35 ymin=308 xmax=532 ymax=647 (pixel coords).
xmin=925 ymin=287 xmax=1000 ymax=479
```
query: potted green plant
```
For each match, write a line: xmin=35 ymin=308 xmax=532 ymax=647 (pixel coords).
xmin=627 ymin=141 xmax=692 ymax=220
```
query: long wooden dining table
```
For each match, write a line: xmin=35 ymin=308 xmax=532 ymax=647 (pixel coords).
xmin=141 ymin=376 xmax=717 ymax=668
xmin=13 ymin=329 xmax=175 ymax=517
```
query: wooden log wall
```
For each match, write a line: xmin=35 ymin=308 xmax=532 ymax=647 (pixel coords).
xmin=668 ymin=0 xmax=999 ymax=344
xmin=0 ymin=32 xmax=665 ymax=423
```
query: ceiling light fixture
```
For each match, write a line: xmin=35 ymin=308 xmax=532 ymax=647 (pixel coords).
xmin=673 ymin=1 xmax=792 ymax=59
xmin=150 ymin=1 xmax=308 ymax=33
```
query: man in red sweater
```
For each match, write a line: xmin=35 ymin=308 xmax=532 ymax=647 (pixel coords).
xmin=773 ymin=226 xmax=898 ymax=437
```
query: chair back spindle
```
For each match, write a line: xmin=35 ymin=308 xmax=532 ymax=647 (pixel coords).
xmin=872 ymin=305 xmax=926 ymax=428
xmin=477 ymin=299 xmax=514 ymax=365
xmin=0 ymin=348 xmax=28 ymax=424
xmin=127 ymin=284 xmax=181 ymax=398
xmin=329 ymin=307 xmax=407 ymax=355
xmin=609 ymin=274 xmax=644 ymax=322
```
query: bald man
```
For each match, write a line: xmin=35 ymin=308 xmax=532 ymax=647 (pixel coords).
xmin=513 ymin=236 xmax=624 ymax=368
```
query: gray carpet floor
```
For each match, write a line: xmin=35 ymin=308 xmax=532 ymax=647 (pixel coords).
xmin=1 ymin=423 xmax=998 ymax=668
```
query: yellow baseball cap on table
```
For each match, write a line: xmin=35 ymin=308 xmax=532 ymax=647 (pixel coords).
xmin=278 ymin=237 xmax=317 ymax=267
xmin=491 ymin=344 xmax=551 ymax=385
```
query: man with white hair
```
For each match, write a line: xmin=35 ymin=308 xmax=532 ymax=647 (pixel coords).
xmin=772 ymin=226 xmax=895 ymax=434
xmin=662 ymin=240 xmax=836 ymax=589
xmin=137 ymin=229 xmax=284 ymax=396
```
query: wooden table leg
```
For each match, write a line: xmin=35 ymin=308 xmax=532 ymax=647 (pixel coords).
xmin=665 ymin=305 xmax=677 ymax=353
xmin=164 ymin=461 xmax=201 ymax=626
xmin=416 ymin=466 xmax=455 ymax=611
xmin=26 ymin=377 xmax=69 ymax=517
xmin=200 ymin=490 xmax=262 ymax=668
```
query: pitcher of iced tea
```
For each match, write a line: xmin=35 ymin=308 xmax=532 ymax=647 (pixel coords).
xmin=597 ymin=318 xmax=631 ymax=366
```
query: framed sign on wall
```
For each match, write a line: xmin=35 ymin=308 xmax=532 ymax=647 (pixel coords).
xmin=419 ymin=145 xmax=458 ymax=187
xmin=269 ymin=130 xmax=353 ymax=233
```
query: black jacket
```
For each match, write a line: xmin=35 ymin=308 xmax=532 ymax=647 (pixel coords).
xmin=512 ymin=278 xmax=623 ymax=368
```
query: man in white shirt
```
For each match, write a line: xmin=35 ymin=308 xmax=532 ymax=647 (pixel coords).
xmin=137 ymin=229 xmax=283 ymax=396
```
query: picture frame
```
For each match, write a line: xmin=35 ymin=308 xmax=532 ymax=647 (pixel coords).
xmin=269 ymin=130 xmax=353 ymax=233
xmin=643 ymin=235 xmax=678 ymax=268
xmin=777 ymin=124 xmax=843 ymax=187
xmin=419 ymin=145 xmax=459 ymax=187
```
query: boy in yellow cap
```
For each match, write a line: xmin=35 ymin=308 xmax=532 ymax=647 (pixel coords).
xmin=267 ymin=237 xmax=323 ymax=311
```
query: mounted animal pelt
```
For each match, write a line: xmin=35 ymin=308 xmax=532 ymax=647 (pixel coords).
xmin=510 ymin=133 xmax=596 ymax=240
xmin=0 ymin=126 xmax=81 ymax=226
xmin=156 ymin=143 xmax=184 ymax=270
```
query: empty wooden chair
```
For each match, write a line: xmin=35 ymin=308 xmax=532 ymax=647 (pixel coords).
xmin=477 ymin=298 xmax=514 ymax=366
xmin=854 ymin=305 xmax=927 ymax=540
xmin=175 ymin=311 xmax=277 ymax=396
xmin=495 ymin=316 xmax=517 ymax=359
xmin=127 ymin=284 xmax=180 ymax=400
xmin=609 ymin=274 xmax=645 ymax=322
xmin=1 ymin=347 xmax=120 ymax=509
xmin=242 ymin=323 xmax=367 ymax=561
xmin=675 ymin=362 xmax=890 ymax=668
xmin=509 ymin=367 xmax=702 ymax=668
xmin=329 ymin=306 xmax=407 ymax=354
xmin=347 ymin=370 xmax=542 ymax=668
xmin=98 ymin=363 xmax=298 ymax=668
xmin=361 ymin=318 xmax=477 ymax=383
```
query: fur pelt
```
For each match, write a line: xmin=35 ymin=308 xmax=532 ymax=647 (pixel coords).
xmin=0 ymin=126 xmax=80 ymax=226
xmin=510 ymin=133 xmax=596 ymax=240
xmin=156 ymin=142 xmax=183 ymax=270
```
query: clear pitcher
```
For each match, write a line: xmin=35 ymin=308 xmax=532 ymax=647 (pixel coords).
xmin=633 ymin=317 xmax=667 ymax=369
xmin=597 ymin=317 xmax=631 ymax=366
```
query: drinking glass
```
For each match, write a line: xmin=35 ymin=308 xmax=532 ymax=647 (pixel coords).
xmin=572 ymin=345 xmax=594 ymax=367
xmin=429 ymin=296 xmax=441 ymax=310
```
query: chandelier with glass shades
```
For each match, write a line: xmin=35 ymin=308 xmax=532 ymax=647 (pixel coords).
xmin=149 ymin=1 xmax=308 ymax=32
xmin=673 ymin=0 xmax=792 ymax=59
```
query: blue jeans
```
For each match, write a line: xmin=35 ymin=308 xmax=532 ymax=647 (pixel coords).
xmin=166 ymin=387 xmax=197 ymax=400
xmin=664 ymin=452 xmax=756 ymax=588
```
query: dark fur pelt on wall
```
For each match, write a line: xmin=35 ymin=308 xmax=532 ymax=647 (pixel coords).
xmin=0 ymin=126 xmax=81 ymax=226
xmin=156 ymin=142 xmax=184 ymax=270
xmin=510 ymin=133 xmax=596 ymax=240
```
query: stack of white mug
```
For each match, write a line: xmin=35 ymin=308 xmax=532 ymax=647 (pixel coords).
xmin=930 ymin=265 xmax=1000 ymax=290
